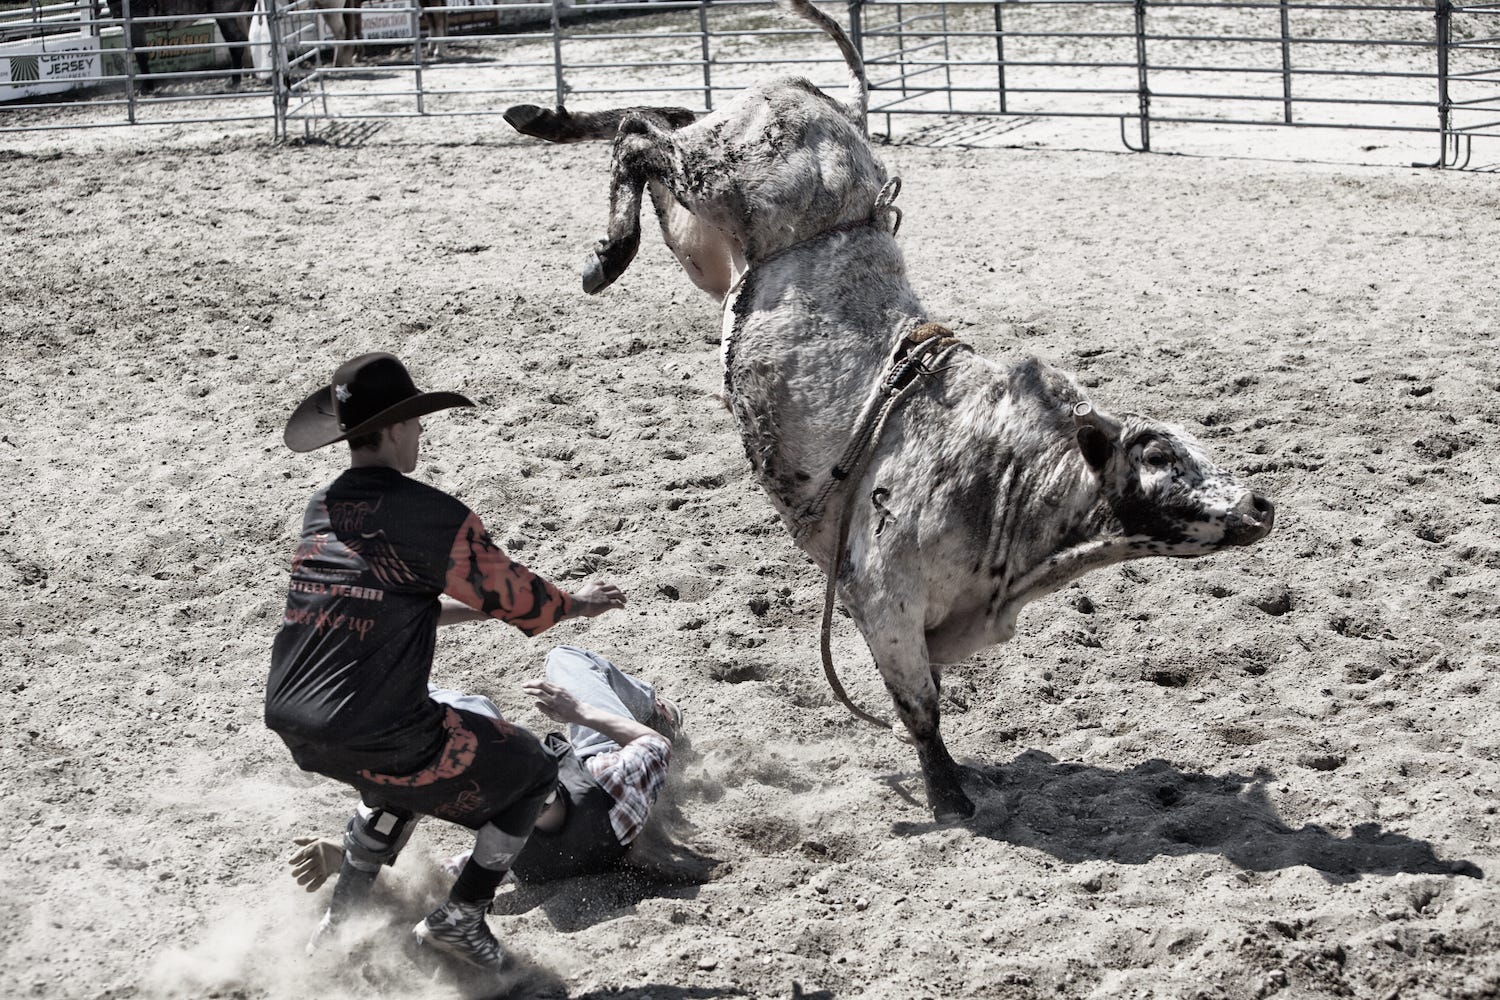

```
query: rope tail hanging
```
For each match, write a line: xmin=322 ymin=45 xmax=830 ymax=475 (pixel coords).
xmin=820 ymin=502 xmax=892 ymax=730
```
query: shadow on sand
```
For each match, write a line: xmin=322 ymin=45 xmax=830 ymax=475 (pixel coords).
xmin=489 ymin=772 xmax=729 ymax=933
xmin=892 ymin=749 xmax=1482 ymax=882
xmin=568 ymin=981 xmax=829 ymax=1000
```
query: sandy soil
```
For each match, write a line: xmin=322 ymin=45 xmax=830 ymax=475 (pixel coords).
xmin=2 ymin=67 xmax=1500 ymax=1000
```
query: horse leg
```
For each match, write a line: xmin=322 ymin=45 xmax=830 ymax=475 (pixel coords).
xmin=421 ymin=6 xmax=446 ymax=59
xmin=218 ymin=14 xmax=251 ymax=87
xmin=323 ymin=6 xmax=351 ymax=67
xmin=344 ymin=2 xmax=364 ymax=63
xmin=127 ymin=19 xmax=155 ymax=93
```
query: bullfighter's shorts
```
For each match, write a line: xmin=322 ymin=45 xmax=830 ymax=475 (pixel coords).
xmin=342 ymin=702 xmax=558 ymax=833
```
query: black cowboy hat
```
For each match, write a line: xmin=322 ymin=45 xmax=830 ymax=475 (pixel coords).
xmin=283 ymin=352 xmax=474 ymax=453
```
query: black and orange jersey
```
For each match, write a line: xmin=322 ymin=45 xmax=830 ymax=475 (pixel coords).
xmin=265 ymin=466 xmax=572 ymax=777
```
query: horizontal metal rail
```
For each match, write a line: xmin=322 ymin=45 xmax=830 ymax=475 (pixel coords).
xmin=0 ymin=0 xmax=1495 ymax=167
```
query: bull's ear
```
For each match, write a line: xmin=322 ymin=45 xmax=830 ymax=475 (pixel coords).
xmin=1076 ymin=425 xmax=1113 ymax=471
xmin=1072 ymin=402 xmax=1118 ymax=472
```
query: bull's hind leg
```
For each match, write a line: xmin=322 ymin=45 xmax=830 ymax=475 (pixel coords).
xmin=581 ymin=112 xmax=693 ymax=295
xmin=504 ymin=105 xmax=697 ymax=143
xmin=505 ymin=104 xmax=741 ymax=295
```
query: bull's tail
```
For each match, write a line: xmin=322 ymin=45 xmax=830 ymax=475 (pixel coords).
xmin=778 ymin=0 xmax=868 ymax=128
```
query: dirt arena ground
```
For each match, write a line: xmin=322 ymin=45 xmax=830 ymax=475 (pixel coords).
xmin=3 ymin=67 xmax=1500 ymax=1000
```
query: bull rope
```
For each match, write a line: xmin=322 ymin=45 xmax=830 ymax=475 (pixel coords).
xmin=801 ymin=322 xmax=971 ymax=730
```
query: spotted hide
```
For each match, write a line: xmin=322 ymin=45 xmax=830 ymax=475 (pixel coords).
xmin=506 ymin=0 xmax=1275 ymax=821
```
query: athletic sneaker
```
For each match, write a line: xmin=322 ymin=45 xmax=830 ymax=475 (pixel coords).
xmin=306 ymin=863 xmax=377 ymax=956
xmin=305 ymin=907 xmax=336 ymax=956
xmin=413 ymin=899 xmax=507 ymax=971
xmin=651 ymin=695 xmax=684 ymax=742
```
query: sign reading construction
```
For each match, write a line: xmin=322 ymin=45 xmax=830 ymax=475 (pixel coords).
xmin=1 ymin=35 xmax=101 ymax=101
xmin=361 ymin=0 xmax=415 ymax=41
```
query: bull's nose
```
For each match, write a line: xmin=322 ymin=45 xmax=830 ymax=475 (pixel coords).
xmin=1228 ymin=492 xmax=1275 ymax=543
xmin=1237 ymin=492 xmax=1274 ymax=526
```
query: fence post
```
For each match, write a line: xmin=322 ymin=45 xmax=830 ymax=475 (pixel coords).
xmin=698 ymin=0 xmax=712 ymax=112
xmin=894 ymin=1 xmax=909 ymax=99
xmin=847 ymin=0 xmax=863 ymax=60
xmin=993 ymin=1 xmax=1006 ymax=115
xmin=1435 ymin=0 xmax=1452 ymax=164
xmin=268 ymin=0 xmax=287 ymax=139
xmin=1132 ymin=0 xmax=1150 ymax=151
xmin=121 ymin=0 xmax=137 ymax=124
xmin=1279 ymin=0 xmax=1292 ymax=124
xmin=410 ymin=0 xmax=425 ymax=114
xmin=939 ymin=1 xmax=952 ymax=112
xmin=551 ymin=0 xmax=565 ymax=109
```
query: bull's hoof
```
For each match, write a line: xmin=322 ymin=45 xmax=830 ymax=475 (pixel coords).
xmin=582 ymin=236 xmax=639 ymax=295
xmin=504 ymin=104 xmax=564 ymax=140
xmin=931 ymin=792 xmax=977 ymax=823
xmin=582 ymin=252 xmax=616 ymax=295
xmin=928 ymin=778 xmax=977 ymax=823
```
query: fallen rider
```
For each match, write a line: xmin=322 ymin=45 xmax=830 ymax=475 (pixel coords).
xmin=290 ymin=645 xmax=682 ymax=903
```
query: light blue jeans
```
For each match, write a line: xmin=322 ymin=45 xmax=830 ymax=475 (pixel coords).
xmin=543 ymin=645 xmax=658 ymax=760
xmin=426 ymin=687 xmax=503 ymax=719
xmin=429 ymin=645 xmax=655 ymax=758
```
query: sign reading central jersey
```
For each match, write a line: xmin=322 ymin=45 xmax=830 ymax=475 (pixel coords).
xmin=0 ymin=35 xmax=101 ymax=101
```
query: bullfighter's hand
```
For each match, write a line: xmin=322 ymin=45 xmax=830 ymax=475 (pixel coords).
xmin=288 ymin=835 xmax=343 ymax=892
xmin=569 ymin=580 xmax=627 ymax=618
xmin=523 ymin=679 xmax=586 ymax=725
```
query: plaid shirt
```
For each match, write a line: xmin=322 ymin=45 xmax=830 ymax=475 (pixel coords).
xmin=584 ymin=733 xmax=672 ymax=845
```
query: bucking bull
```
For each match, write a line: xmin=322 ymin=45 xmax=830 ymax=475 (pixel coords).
xmin=505 ymin=0 xmax=1275 ymax=821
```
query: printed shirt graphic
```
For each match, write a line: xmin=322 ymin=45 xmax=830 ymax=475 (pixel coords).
xmin=265 ymin=466 xmax=572 ymax=776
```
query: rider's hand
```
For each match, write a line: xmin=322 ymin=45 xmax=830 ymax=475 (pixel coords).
xmin=523 ymin=679 xmax=586 ymax=724
xmin=569 ymin=580 xmax=627 ymax=618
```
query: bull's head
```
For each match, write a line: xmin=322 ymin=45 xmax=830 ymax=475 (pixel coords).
xmin=1072 ymin=401 xmax=1275 ymax=554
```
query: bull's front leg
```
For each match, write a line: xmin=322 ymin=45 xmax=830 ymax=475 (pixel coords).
xmin=887 ymin=663 xmax=974 ymax=822
xmin=853 ymin=611 xmax=975 ymax=821
xmin=583 ymin=113 xmax=687 ymax=294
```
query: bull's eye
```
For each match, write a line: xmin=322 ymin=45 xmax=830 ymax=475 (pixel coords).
xmin=1143 ymin=446 xmax=1172 ymax=470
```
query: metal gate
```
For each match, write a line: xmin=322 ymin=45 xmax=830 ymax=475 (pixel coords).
xmin=2 ymin=0 xmax=1497 ymax=165
xmin=855 ymin=0 xmax=1500 ymax=167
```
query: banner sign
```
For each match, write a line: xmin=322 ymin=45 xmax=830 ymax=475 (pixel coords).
xmin=0 ymin=34 xmax=101 ymax=101
xmin=361 ymin=0 xmax=414 ymax=41
xmin=95 ymin=21 xmax=229 ymax=79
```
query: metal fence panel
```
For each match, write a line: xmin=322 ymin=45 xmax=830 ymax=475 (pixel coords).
xmin=0 ymin=0 xmax=288 ymax=128
xmin=1 ymin=0 xmax=1497 ymax=164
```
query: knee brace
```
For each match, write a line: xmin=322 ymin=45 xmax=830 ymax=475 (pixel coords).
xmin=472 ymin=821 xmax=529 ymax=871
xmin=343 ymin=803 xmax=419 ymax=872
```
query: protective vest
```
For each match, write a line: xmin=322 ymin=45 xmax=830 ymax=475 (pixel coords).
xmin=510 ymin=733 xmax=627 ymax=882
